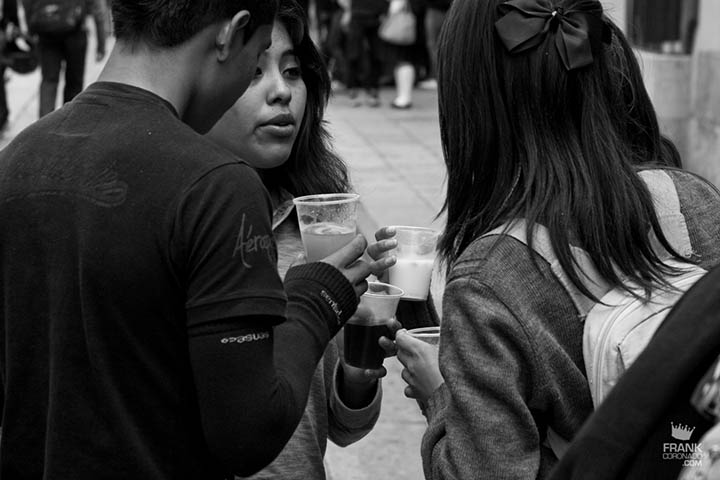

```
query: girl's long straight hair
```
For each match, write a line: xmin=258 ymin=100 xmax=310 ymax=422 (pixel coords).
xmin=259 ymin=0 xmax=350 ymax=197
xmin=436 ymin=0 xmax=684 ymax=299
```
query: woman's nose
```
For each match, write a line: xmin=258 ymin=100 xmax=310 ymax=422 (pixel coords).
xmin=267 ymin=73 xmax=291 ymax=104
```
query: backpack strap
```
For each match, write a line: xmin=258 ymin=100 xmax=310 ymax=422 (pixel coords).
xmin=482 ymin=169 xmax=693 ymax=318
xmin=638 ymin=169 xmax=694 ymax=259
xmin=484 ymin=220 xmax=611 ymax=317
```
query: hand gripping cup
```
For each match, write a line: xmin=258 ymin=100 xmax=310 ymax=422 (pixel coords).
xmin=344 ymin=282 xmax=404 ymax=369
xmin=387 ymin=226 xmax=440 ymax=301
xmin=293 ymin=193 xmax=360 ymax=262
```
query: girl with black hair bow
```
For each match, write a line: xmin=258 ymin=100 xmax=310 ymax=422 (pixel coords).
xmin=381 ymin=0 xmax=720 ymax=478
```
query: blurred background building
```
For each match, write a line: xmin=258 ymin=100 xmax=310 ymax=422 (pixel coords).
xmin=604 ymin=0 xmax=720 ymax=187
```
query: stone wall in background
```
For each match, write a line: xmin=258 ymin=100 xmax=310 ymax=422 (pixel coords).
xmin=637 ymin=51 xmax=692 ymax=167
xmin=632 ymin=0 xmax=720 ymax=188
xmin=687 ymin=51 xmax=720 ymax=188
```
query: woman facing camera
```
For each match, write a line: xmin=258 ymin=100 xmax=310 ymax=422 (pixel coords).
xmin=207 ymin=1 xmax=400 ymax=477
xmin=387 ymin=0 xmax=720 ymax=479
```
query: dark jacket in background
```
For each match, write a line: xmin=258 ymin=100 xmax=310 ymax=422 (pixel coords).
xmin=1 ymin=0 xmax=19 ymax=28
xmin=351 ymin=0 xmax=387 ymax=20
xmin=426 ymin=0 xmax=451 ymax=11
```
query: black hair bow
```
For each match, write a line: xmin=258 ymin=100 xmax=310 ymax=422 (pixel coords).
xmin=495 ymin=0 xmax=606 ymax=71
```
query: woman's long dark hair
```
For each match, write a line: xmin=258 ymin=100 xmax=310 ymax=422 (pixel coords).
xmin=436 ymin=0 xmax=684 ymax=299
xmin=259 ymin=0 xmax=350 ymax=196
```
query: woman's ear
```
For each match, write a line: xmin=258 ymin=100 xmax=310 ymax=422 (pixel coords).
xmin=215 ymin=10 xmax=251 ymax=62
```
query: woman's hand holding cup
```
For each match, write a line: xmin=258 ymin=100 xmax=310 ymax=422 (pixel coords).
xmin=394 ymin=329 xmax=444 ymax=404
xmin=366 ymin=226 xmax=398 ymax=283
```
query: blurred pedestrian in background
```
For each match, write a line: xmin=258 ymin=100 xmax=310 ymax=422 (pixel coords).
xmin=0 ymin=0 xmax=19 ymax=130
xmin=418 ymin=0 xmax=451 ymax=90
xmin=24 ymin=0 xmax=108 ymax=117
xmin=346 ymin=0 xmax=385 ymax=107
xmin=316 ymin=0 xmax=349 ymax=89
xmin=384 ymin=0 xmax=424 ymax=109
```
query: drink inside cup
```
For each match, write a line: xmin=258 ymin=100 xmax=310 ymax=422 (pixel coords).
xmin=293 ymin=193 xmax=360 ymax=262
xmin=301 ymin=222 xmax=356 ymax=263
xmin=407 ymin=326 xmax=440 ymax=347
xmin=344 ymin=282 xmax=404 ymax=369
xmin=387 ymin=226 xmax=440 ymax=301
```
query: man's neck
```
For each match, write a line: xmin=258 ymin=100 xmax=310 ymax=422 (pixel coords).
xmin=97 ymin=40 xmax=200 ymax=119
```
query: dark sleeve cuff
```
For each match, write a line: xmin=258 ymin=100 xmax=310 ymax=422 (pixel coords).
xmin=284 ymin=262 xmax=359 ymax=334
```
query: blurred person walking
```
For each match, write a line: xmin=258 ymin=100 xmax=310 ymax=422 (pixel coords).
xmin=24 ymin=0 xmax=108 ymax=117
xmin=345 ymin=0 xmax=385 ymax=107
xmin=0 ymin=0 xmax=19 ymax=130
xmin=384 ymin=0 xmax=425 ymax=109
xmin=418 ymin=0 xmax=451 ymax=90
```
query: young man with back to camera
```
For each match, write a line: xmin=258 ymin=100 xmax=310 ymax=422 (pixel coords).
xmin=0 ymin=1 xmax=395 ymax=478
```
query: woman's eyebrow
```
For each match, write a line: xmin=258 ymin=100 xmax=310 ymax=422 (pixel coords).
xmin=280 ymin=48 xmax=298 ymax=58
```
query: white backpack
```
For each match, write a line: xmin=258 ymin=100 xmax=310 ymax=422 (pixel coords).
xmin=485 ymin=169 xmax=707 ymax=455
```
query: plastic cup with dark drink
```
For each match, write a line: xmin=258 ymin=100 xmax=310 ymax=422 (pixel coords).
xmin=293 ymin=193 xmax=360 ymax=262
xmin=344 ymin=282 xmax=404 ymax=369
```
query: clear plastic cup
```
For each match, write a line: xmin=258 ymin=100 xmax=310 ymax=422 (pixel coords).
xmin=407 ymin=326 xmax=440 ymax=347
xmin=293 ymin=193 xmax=360 ymax=262
xmin=387 ymin=226 xmax=440 ymax=301
xmin=344 ymin=282 xmax=404 ymax=369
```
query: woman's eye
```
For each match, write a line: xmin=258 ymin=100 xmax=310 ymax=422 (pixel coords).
xmin=254 ymin=67 xmax=262 ymax=77
xmin=284 ymin=67 xmax=302 ymax=79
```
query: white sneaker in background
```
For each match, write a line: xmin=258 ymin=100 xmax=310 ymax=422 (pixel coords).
xmin=418 ymin=78 xmax=438 ymax=90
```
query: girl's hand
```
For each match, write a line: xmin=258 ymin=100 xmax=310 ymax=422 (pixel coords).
xmin=394 ymin=329 xmax=444 ymax=403
xmin=378 ymin=317 xmax=403 ymax=358
xmin=321 ymin=235 xmax=395 ymax=298
xmin=366 ymin=226 xmax=398 ymax=283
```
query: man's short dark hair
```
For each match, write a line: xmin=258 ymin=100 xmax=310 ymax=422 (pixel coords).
xmin=110 ymin=0 xmax=278 ymax=47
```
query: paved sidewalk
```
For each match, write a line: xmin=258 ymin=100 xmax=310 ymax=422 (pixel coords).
xmin=1 ymin=36 xmax=448 ymax=480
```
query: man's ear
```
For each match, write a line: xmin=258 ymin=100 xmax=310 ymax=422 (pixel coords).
xmin=215 ymin=10 xmax=251 ymax=62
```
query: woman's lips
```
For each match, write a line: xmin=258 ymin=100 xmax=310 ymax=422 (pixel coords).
xmin=258 ymin=123 xmax=295 ymax=138
xmin=258 ymin=113 xmax=296 ymax=138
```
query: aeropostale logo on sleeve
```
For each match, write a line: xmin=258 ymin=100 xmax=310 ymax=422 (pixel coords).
xmin=233 ymin=213 xmax=276 ymax=268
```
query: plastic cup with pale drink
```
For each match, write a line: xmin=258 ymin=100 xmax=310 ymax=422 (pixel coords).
xmin=344 ymin=282 xmax=404 ymax=369
xmin=387 ymin=226 xmax=440 ymax=301
xmin=293 ymin=193 xmax=360 ymax=262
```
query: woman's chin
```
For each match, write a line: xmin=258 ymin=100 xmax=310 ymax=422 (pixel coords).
xmin=246 ymin=145 xmax=293 ymax=170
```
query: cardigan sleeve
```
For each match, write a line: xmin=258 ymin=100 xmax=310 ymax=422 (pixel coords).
xmin=327 ymin=355 xmax=383 ymax=447
xmin=421 ymin=276 xmax=543 ymax=480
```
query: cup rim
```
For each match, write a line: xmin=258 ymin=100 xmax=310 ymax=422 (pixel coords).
xmin=407 ymin=326 xmax=441 ymax=336
xmin=390 ymin=225 xmax=440 ymax=234
xmin=365 ymin=281 xmax=405 ymax=298
xmin=293 ymin=193 xmax=360 ymax=206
